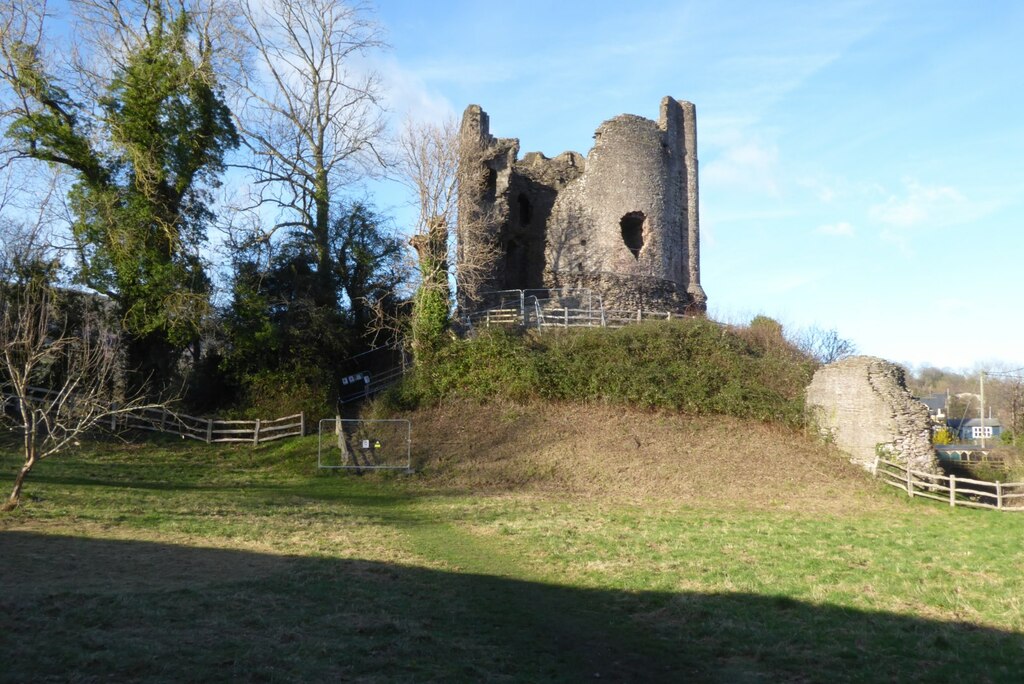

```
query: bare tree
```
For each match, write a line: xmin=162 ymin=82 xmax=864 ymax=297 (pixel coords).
xmin=454 ymin=130 xmax=503 ymax=311
xmin=230 ymin=0 xmax=387 ymax=310
xmin=794 ymin=326 xmax=857 ymax=365
xmin=395 ymin=116 xmax=459 ymax=237
xmin=1008 ymin=376 xmax=1024 ymax=445
xmin=981 ymin=365 xmax=1024 ymax=444
xmin=0 ymin=224 xmax=155 ymax=510
xmin=390 ymin=115 xmax=499 ymax=351
xmin=393 ymin=117 xmax=456 ymax=352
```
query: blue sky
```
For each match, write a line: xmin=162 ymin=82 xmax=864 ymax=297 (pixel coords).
xmin=369 ymin=0 xmax=1024 ymax=371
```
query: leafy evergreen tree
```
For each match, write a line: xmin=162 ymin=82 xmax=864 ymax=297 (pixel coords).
xmin=221 ymin=201 xmax=406 ymax=412
xmin=1 ymin=0 xmax=238 ymax=394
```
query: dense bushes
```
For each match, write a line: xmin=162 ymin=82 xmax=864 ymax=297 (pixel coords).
xmin=378 ymin=318 xmax=817 ymax=425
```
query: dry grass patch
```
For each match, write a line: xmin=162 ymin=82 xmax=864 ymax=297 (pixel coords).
xmin=407 ymin=400 xmax=904 ymax=513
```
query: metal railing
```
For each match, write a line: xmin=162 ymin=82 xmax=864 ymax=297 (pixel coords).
xmin=337 ymin=365 xmax=409 ymax=405
xmin=334 ymin=343 xmax=412 ymax=405
xmin=462 ymin=286 xmax=695 ymax=333
xmin=533 ymin=303 xmax=689 ymax=329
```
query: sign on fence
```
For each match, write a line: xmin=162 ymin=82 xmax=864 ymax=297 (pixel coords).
xmin=317 ymin=418 xmax=411 ymax=471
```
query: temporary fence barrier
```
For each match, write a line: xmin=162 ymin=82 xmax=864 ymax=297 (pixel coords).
xmin=317 ymin=417 xmax=411 ymax=471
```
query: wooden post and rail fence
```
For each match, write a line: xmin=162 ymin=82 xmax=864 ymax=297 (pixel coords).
xmin=873 ymin=457 xmax=1024 ymax=511
xmin=115 ymin=407 xmax=306 ymax=445
xmin=2 ymin=385 xmax=306 ymax=445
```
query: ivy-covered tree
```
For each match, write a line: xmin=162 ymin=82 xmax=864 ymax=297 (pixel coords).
xmin=0 ymin=0 xmax=238 ymax=393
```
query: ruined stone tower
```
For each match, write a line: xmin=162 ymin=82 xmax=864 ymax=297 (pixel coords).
xmin=456 ymin=96 xmax=706 ymax=313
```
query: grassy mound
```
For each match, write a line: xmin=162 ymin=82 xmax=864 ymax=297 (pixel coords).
xmin=402 ymin=400 xmax=901 ymax=512
xmin=380 ymin=317 xmax=816 ymax=425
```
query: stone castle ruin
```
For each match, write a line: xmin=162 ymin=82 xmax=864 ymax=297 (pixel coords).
xmin=457 ymin=96 xmax=707 ymax=313
xmin=805 ymin=356 xmax=939 ymax=474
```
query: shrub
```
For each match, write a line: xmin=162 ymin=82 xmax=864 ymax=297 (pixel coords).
xmin=232 ymin=367 xmax=335 ymax=421
xmin=376 ymin=318 xmax=816 ymax=426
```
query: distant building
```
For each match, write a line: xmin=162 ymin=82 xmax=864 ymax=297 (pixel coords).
xmin=947 ymin=417 xmax=1003 ymax=444
xmin=919 ymin=393 xmax=947 ymax=422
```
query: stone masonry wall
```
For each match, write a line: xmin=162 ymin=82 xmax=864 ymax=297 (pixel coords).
xmin=805 ymin=356 xmax=938 ymax=473
xmin=457 ymin=97 xmax=706 ymax=314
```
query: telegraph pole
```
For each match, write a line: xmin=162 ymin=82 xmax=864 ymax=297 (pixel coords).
xmin=980 ymin=371 xmax=986 ymax=449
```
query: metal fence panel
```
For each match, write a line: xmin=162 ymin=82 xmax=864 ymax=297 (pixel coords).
xmin=318 ymin=418 xmax=412 ymax=471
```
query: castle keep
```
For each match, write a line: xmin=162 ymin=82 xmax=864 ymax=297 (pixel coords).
xmin=457 ymin=96 xmax=706 ymax=313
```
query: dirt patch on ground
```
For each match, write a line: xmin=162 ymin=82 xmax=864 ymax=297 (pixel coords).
xmin=406 ymin=400 xmax=906 ymax=514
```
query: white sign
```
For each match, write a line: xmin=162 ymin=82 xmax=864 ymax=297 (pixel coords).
xmin=362 ymin=439 xmax=370 ymax=449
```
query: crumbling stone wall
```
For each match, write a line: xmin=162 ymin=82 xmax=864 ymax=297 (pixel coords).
xmin=805 ymin=356 xmax=938 ymax=473
xmin=457 ymin=97 xmax=706 ymax=313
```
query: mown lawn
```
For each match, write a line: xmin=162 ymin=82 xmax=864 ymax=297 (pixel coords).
xmin=2 ymin=433 xmax=1023 ymax=682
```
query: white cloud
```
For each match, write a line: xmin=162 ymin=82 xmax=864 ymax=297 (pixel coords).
xmin=815 ymin=221 xmax=855 ymax=237
xmin=868 ymin=179 xmax=973 ymax=229
xmin=374 ymin=57 xmax=457 ymax=124
xmin=796 ymin=175 xmax=840 ymax=203
xmin=703 ymin=137 xmax=780 ymax=196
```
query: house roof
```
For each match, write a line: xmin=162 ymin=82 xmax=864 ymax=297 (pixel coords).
xmin=919 ymin=394 xmax=946 ymax=411
xmin=956 ymin=418 xmax=1003 ymax=428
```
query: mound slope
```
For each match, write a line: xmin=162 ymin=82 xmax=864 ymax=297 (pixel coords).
xmin=407 ymin=401 xmax=903 ymax=514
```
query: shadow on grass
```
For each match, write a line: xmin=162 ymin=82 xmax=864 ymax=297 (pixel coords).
xmin=1 ymin=532 xmax=1021 ymax=683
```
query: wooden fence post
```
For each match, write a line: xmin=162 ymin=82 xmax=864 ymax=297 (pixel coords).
xmin=300 ymin=412 xmax=306 ymax=436
xmin=336 ymin=415 xmax=344 ymax=450
xmin=906 ymin=464 xmax=913 ymax=497
xmin=253 ymin=419 xmax=261 ymax=446
xmin=636 ymin=308 xmax=642 ymax=322
xmin=110 ymin=402 xmax=118 ymax=430
xmin=996 ymin=481 xmax=1003 ymax=510
xmin=206 ymin=418 xmax=213 ymax=444
xmin=160 ymin=408 xmax=167 ymax=431
xmin=871 ymin=455 xmax=879 ymax=476
xmin=949 ymin=473 xmax=956 ymax=507
xmin=564 ymin=308 xmax=568 ymax=327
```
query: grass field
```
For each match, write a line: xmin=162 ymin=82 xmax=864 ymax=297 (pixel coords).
xmin=2 ymin=404 xmax=1024 ymax=682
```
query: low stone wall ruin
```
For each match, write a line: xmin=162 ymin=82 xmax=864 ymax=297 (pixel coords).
xmin=805 ymin=356 xmax=938 ymax=474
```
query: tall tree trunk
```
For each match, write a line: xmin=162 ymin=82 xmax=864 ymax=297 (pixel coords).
xmin=313 ymin=170 xmax=337 ymax=311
